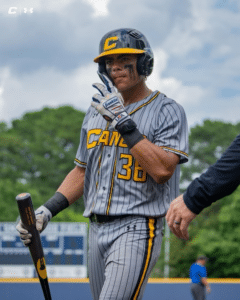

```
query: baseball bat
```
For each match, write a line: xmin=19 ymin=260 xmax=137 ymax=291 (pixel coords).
xmin=16 ymin=192 xmax=52 ymax=300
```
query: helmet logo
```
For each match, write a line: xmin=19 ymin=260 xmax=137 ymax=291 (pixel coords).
xmin=104 ymin=36 xmax=119 ymax=51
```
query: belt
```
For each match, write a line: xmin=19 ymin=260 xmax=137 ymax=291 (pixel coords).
xmin=90 ymin=214 xmax=130 ymax=223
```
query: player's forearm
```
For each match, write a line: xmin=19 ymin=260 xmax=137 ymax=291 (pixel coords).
xmin=57 ymin=165 xmax=85 ymax=205
xmin=130 ymin=138 xmax=179 ymax=184
xmin=43 ymin=166 xmax=85 ymax=217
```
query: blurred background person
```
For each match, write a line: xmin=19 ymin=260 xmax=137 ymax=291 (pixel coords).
xmin=190 ymin=255 xmax=211 ymax=300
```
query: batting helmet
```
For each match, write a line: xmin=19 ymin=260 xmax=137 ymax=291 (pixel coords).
xmin=94 ymin=28 xmax=154 ymax=77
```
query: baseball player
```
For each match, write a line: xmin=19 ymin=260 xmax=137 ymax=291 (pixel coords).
xmin=166 ymin=134 xmax=240 ymax=240
xmin=16 ymin=28 xmax=188 ymax=300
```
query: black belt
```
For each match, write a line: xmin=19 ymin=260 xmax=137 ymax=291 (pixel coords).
xmin=90 ymin=214 xmax=130 ymax=223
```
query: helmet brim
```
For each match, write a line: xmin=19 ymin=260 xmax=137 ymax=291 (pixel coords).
xmin=94 ymin=48 xmax=145 ymax=63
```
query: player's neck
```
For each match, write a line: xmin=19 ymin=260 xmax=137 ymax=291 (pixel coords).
xmin=121 ymin=81 xmax=152 ymax=107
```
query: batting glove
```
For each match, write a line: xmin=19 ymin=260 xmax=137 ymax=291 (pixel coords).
xmin=16 ymin=205 xmax=52 ymax=246
xmin=91 ymin=72 xmax=131 ymax=129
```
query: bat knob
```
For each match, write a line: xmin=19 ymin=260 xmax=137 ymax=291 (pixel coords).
xmin=16 ymin=193 xmax=31 ymax=201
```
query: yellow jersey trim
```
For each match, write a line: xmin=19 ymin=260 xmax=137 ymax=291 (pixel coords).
xmin=129 ymin=92 xmax=160 ymax=116
xmin=106 ymin=147 xmax=118 ymax=215
xmin=74 ymin=158 xmax=87 ymax=166
xmin=160 ymin=146 xmax=189 ymax=157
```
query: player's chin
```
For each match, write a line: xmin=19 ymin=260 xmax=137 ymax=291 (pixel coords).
xmin=115 ymin=85 xmax=126 ymax=93
xmin=113 ymin=76 xmax=127 ymax=87
xmin=114 ymin=81 xmax=131 ymax=93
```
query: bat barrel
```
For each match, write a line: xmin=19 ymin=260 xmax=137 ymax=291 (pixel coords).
xmin=16 ymin=192 xmax=52 ymax=300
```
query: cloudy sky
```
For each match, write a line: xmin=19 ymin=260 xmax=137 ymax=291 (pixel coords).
xmin=0 ymin=0 xmax=239 ymax=128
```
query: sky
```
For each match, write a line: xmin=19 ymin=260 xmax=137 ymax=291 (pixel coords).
xmin=0 ymin=0 xmax=240 ymax=129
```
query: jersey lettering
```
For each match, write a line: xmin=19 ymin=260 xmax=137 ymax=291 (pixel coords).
xmin=118 ymin=153 xmax=147 ymax=182
xmin=97 ymin=130 xmax=110 ymax=146
xmin=87 ymin=129 xmax=102 ymax=149
xmin=133 ymin=160 xmax=147 ymax=182
xmin=109 ymin=131 xmax=121 ymax=146
xmin=118 ymin=154 xmax=133 ymax=180
xmin=87 ymin=129 xmax=127 ymax=149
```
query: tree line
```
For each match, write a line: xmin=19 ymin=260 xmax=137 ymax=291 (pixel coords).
xmin=0 ymin=106 xmax=240 ymax=277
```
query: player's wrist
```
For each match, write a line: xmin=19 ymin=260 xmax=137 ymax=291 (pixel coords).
xmin=116 ymin=119 xmax=144 ymax=149
xmin=43 ymin=192 xmax=69 ymax=217
xmin=36 ymin=205 xmax=52 ymax=219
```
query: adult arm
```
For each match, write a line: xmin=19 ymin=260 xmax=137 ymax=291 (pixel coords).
xmin=184 ymin=134 xmax=240 ymax=214
xmin=166 ymin=134 xmax=240 ymax=239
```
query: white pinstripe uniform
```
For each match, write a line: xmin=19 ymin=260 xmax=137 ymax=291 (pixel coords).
xmin=74 ymin=91 xmax=188 ymax=299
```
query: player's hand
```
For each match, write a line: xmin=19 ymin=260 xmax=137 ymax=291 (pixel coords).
xmin=16 ymin=205 xmax=52 ymax=246
xmin=91 ymin=72 xmax=131 ymax=129
xmin=16 ymin=220 xmax=32 ymax=246
xmin=166 ymin=194 xmax=197 ymax=240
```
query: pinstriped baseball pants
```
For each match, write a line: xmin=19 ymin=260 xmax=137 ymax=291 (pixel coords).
xmin=88 ymin=215 xmax=164 ymax=300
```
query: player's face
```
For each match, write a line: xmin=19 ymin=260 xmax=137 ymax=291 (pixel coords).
xmin=105 ymin=54 xmax=144 ymax=93
xmin=201 ymin=259 xmax=207 ymax=266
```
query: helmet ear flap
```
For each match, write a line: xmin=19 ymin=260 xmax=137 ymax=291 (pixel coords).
xmin=98 ymin=59 xmax=107 ymax=74
xmin=137 ymin=53 xmax=154 ymax=76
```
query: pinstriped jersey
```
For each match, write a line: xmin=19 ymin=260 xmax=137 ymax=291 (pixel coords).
xmin=75 ymin=91 xmax=189 ymax=217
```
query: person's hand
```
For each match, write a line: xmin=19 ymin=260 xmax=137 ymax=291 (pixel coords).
xmin=166 ymin=194 xmax=197 ymax=240
xmin=206 ymin=285 xmax=211 ymax=294
xmin=16 ymin=206 xmax=52 ymax=246
xmin=91 ymin=72 xmax=131 ymax=129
